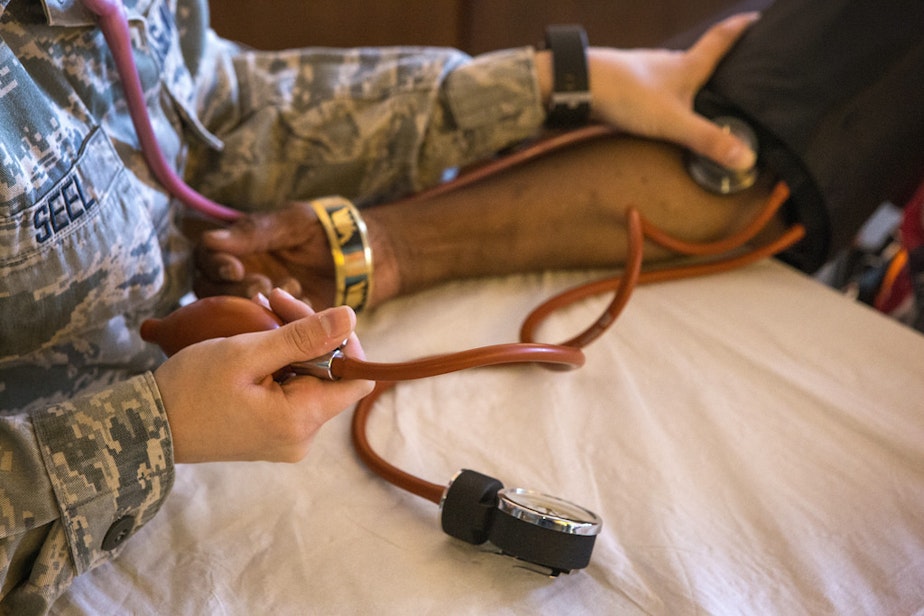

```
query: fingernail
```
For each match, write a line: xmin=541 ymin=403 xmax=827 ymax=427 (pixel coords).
xmin=207 ymin=229 xmax=232 ymax=241
xmin=219 ymin=264 xmax=236 ymax=280
xmin=318 ymin=306 xmax=352 ymax=338
xmin=318 ymin=309 xmax=337 ymax=337
xmin=274 ymin=287 xmax=295 ymax=300
xmin=724 ymin=142 xmax=756 ymax=170
xmin=252 ymin=292 xmax=270 ymax=308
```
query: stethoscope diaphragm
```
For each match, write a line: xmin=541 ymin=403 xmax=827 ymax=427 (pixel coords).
xmin=687 ymin=116 xmax=759 ymax=195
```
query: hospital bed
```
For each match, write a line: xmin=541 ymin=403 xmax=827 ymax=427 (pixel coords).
xmin=53 ymin=258 xmax=924 ymax=615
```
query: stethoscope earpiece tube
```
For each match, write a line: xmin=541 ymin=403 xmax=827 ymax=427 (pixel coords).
xmin=81 ymin=0 xmax=242 ymax=221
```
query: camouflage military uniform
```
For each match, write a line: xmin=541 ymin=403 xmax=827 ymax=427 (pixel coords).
xmin=0 ymin=0 xmax=544 ymax=611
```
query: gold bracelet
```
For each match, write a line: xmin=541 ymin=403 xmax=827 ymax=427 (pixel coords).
xmin=311 ymin=196 xmax=373 ymax=312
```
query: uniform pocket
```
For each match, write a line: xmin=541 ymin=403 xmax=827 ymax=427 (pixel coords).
xmin=0 ymin=128 xmax=166 ymax=362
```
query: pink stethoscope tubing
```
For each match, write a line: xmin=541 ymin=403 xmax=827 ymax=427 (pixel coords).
xmin=80 ymin=0 xmax=242 ymax=221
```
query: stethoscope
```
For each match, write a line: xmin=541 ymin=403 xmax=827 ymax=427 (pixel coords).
xmin=82 ymin=0 xmax=805 ymax=575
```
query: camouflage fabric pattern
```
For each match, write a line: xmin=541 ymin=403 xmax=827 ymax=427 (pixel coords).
xmin=1 ymin=374 xmax=172 ymax=614
xmin=185 ymin=41 xmax=545 ymax=210
xmin=0 ymin=0 xmax=545 ymax=611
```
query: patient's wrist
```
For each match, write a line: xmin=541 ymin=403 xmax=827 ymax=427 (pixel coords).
xmin=360 ymin=209 xmax=401 ymax=309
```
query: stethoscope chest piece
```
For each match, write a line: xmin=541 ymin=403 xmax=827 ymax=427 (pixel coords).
xmin=440 ymin=469 xmax=602 ymax=575
xmin=686 ymin=116 xmax=759 ymax=195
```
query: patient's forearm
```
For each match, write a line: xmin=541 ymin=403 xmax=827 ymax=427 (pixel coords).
xmin=365 ymin=135 xmax=781 ymax=303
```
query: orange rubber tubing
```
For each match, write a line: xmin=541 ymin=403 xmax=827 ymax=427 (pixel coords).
xmin=351 ymin=182 xmax=806 ymax=503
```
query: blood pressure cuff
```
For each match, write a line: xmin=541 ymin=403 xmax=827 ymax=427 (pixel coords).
xmin=694 ymin=0 xmax=924 ymax=272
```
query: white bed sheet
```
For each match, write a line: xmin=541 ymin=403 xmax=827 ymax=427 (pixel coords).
xmin=53 ymin=260 xmax=924 ymax=615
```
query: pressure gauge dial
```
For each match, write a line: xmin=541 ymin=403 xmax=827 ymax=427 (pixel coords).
xmin=496 ymin=488 xmax=601 ymax=535
xmin=440 ymin=470 xmax=602 ymax=575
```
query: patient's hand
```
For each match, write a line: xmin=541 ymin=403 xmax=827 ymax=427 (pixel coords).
xmin=194 ymin=202 xmax=347 ymax=310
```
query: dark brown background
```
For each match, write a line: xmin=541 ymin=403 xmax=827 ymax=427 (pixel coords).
xmin=207 ymin=1 xmax=762 ymax=53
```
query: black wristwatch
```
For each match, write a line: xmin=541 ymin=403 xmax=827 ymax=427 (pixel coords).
xmin=543 ymin=25 xmax=592 ymax=128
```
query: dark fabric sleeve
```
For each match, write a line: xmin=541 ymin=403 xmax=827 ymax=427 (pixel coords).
xmin=694 ymin=0 xmax=924 ymax=272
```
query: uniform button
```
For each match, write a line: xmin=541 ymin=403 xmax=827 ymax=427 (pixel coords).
xmin=101 ymin=516 xmax=135 ymax=551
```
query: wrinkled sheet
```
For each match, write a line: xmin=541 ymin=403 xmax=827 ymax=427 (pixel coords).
xmin=54 ymin=261 xmax=924 ymax=615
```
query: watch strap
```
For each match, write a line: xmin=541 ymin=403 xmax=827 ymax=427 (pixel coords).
xmin=544 ymin=25 xmax=591 ymax=128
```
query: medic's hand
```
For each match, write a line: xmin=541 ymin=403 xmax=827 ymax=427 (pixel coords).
xmin=153 ymin=288 xmax=374 ymax=463
xmin=586 ymin=12 xmax=760 ymax=170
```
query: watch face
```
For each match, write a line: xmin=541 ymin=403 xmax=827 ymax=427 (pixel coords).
xmin=497 ymin=488 xmax=602 ymax=536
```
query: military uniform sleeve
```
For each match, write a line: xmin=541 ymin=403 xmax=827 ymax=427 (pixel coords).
xmin=185 ymin=34 xmax=545 ymax=210
xmin=1 ymin=373 xmax=174 ymax=614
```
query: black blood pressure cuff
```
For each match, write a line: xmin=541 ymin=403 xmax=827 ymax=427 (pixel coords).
xmin=694 ymin=0 xmax=924 ymax=272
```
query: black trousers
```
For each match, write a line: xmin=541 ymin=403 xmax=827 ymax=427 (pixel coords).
xmin=692 ymin=0 xmax=924 ymax=272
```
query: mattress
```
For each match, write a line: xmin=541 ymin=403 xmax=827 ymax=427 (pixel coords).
xmin=53 ymin=259 xmax=924 ymax=615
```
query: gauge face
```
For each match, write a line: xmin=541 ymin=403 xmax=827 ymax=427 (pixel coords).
xmin=497 ymin=488 xmax=602 ymax=536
